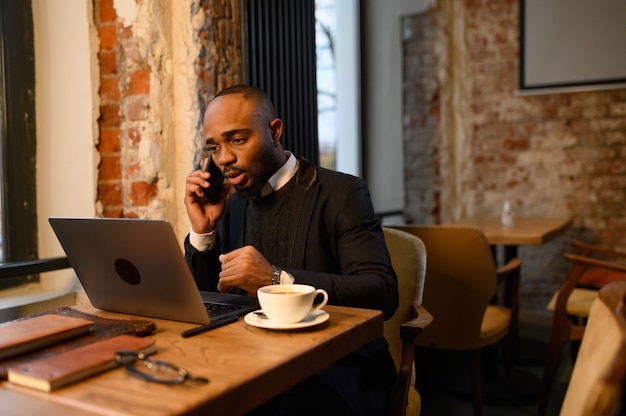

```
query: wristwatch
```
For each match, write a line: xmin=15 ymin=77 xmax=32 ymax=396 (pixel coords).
xmin=271 ymin=265 xmax=282 ymax=285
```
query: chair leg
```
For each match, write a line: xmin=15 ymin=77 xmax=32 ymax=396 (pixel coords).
xmin=537 ymin=337 xmax=566 ymax=416
xmin=500 ymin=337 xmax=517 ymax=400
xmin=470 ymin=350 xmax=483 ymax=416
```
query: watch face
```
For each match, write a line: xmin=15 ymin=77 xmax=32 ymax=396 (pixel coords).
xmin=272 ymin=266 xmax=282 ymax=285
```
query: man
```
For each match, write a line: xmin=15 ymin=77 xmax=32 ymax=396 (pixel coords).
xmin=184 ymin=84 xmax=398 ymax=415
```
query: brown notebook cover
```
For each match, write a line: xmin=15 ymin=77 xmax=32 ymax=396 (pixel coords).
xmin=0 ymin=315 xmax=93 ymax=360
xmin=7 ymin=334 xmax=156 ymax=391
xmin=0 ymin=306 xmax=156 ymax=379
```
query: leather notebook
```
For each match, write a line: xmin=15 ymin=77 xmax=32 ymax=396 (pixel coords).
xmin=0 ymin=314 xmax=93 ymax=360
xmin=7 ymin=334 xmax=156 ymax=391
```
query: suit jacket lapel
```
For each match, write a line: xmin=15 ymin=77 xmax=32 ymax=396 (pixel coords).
xmin=287 ymin=159 xmax=319 ymax=269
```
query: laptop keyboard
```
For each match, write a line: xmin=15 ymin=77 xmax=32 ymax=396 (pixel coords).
xmin=204 ymin=302 xmax=251 ymax=319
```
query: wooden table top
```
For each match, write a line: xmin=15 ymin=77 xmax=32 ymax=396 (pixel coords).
xmin=454 ymin=216 xmax=572 ymax=246
xmin=2 ymin=304 xmax=383 ymax=416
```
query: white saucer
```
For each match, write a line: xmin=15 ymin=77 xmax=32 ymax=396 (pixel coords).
xmin=244 ymin=309 xmax=329 ymax=330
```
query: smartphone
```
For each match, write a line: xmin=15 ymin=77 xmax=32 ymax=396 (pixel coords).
xmin=203 ymin=156 xmax=224 ymax=203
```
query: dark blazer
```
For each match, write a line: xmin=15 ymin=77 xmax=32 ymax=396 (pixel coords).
xmin=185 ymin=158 xmax=399 ymax=415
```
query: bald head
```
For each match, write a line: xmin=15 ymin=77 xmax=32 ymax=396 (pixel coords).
xmin=211 ymin=85 xmax=278 ymax=122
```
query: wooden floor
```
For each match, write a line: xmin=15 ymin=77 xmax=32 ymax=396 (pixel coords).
xmin=417 ymin=309 xmax=571 ymax=416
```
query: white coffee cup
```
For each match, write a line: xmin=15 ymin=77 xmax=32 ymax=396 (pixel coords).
xmin=257 ymin=284 xmax=329 ymax=324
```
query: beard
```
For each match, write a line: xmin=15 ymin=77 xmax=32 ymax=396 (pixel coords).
xmin=233 ymin=174 xmax=268 ymax=198
xmin=228 ymin=143 xmax=279 ymax=199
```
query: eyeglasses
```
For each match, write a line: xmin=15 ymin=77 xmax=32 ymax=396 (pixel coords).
xmin=115 ymin=350 xmax=209 ymax=385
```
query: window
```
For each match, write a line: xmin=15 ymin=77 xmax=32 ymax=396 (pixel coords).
xmin=315 ymin=0 xmax=361 ymax=176
xmin=0 ymin=0 xmax=39 ymax=288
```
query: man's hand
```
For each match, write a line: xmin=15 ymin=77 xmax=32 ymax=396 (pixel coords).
xmin=218 ymin=246 xmax=273 ymax=294
xmin=184 ymin=162 xmax=230 ymax=234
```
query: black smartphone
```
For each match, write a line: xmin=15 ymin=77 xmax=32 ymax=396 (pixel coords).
xmin=203 ymin=156 xmax=224 ymax=203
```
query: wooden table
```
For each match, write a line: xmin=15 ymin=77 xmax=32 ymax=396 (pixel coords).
xmin=1 ymin=304 xmax=383 ymax=416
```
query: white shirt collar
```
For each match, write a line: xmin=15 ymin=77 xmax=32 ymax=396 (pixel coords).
xmin=262 ymin=151 xmax=298 ymax=196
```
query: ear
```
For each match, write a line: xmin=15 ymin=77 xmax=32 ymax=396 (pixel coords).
xmin=269 ymin=118 xmax=283 ymax=142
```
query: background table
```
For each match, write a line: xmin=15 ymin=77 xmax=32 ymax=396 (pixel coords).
xmin=1 ymin=304 xmax=383 ymax=416
xmin=456 ymin=216 xmax=572 ymax=258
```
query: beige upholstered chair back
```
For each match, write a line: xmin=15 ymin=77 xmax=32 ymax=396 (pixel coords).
xmin=391 ymin=225 xmax=497 ymax=350
xmin=382 ymin=227 xmax=427 ymax=367
xmin=560 ymin=280 xmax=626 ymax=416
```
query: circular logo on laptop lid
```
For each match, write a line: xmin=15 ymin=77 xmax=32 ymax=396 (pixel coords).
xmin=114 ymin=258 xmax=141 ymax=285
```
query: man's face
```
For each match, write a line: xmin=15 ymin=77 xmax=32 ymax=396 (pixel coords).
xmin=203 ymin=94 xmax=280 ymax=198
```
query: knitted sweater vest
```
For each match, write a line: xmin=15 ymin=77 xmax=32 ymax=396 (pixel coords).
xmin=244 ymin=179 xmax=296 ymax=269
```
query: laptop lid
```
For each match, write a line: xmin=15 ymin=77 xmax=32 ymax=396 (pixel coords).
xmin=49 ymin=217 xmax=258 ymax=324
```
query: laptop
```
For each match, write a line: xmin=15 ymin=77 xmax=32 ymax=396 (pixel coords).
xmin=49 ymin=217 xmax=259 ymax=324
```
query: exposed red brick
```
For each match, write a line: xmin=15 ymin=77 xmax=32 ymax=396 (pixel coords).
xmin=99 ymin=104 xmax=120 ymax=128
xmin=98 ymin=24 xmax=117 ymax=51
xmin=98 ymin=0 xmax=116 ymax=23
xmin=99 ymin=50 xmax=118 ymax=75
xmin=130 ymin=181 xmax=157 ymax=206
xmin=610 ymin=160 xmax=626 ymax=174
xmin=99 ymin=76 xmax=120 ymax=102
xmin=98 ymin=128 xmax=121 ymax=153
xmin=98 ymin=183 xmax=123 ymax=206
xmin=122 ymin=68 xmax=151 ymax=96
xmin=499 ymin=153 xmax=517 ymax=164
xmin=503 ymin=138 xmax=529 ymax=151
xmin=99 ymin=155 xmax=122 ymax=181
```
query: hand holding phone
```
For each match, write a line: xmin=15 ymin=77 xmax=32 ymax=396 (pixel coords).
xmin=203 ymin=156 xmax=224 ymax=204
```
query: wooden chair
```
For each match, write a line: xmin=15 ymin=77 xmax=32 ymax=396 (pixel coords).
xmin=538 ymin=241 xmax=626 ymax=416
xmin=558 ymin=280 xmax=626 ymax=415
xmin=390 ymin=225 xmax=521 ymax=416
xmin=382 ymin=227 xmax=433 ymax=416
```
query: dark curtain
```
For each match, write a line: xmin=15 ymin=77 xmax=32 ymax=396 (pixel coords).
xmin=243 ymin=0 xmax=319 ymax=165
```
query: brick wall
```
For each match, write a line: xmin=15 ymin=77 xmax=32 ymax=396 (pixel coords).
xmin=96 ymin=0 xmax=123 ymax=217
xmin=93 ymin=0 xmax=242 ymax=221
xmin=96 ymin=0 xmax=161 ymax=218
xmin=403 ymin=0 xmax=626 ymax=310
xmin=402 ymin=10 xmax=442 ymax=225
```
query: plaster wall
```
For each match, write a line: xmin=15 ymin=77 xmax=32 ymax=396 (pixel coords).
xmin=33 ymin=0 xmax=97 ymax=291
